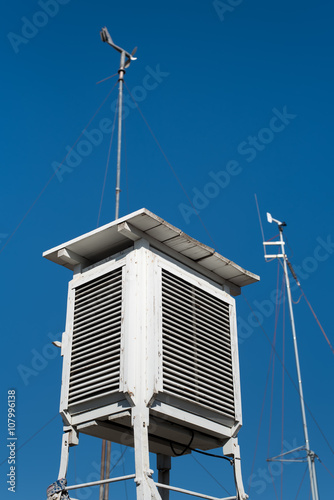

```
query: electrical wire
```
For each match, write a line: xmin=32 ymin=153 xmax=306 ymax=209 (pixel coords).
xmin=280 ymin=284 xmax=286 ymax=500
xmin=169 ymin=432 xmax=234 ymax=463
xmin=266 ymin=266 xmax=283 ymax=500
xmin=191 ymin=454 xmax=232 ymax=497
xmin=254 ymin=194 xmax=265 ymax=244
xmin=287 ymin=259 xmax=334 ymax=356
xmin=123 ymin=81 xmax=217 ymax=248
xmin=267 ymin=263 xmax=283 ymax=463
xmin=190 ymin=448 xmax=233 ymax=464
xmin=96 ymin=72 xmax=119 ymax=85
xmin=0 ymin=412 xmax=59 ymax=466
xmin=109 ymin=445 xmax=128 ymax=476
xmin=247 ymin=339 xmax=275 ymax=494
xmin=170 ymin=432 xmax=194 ymax=456
xmin=285 ymin=234 xmax=294 ymax=258
xmin=291 ymin=293 xmax=303 ymax=304
xmin=318 ymin=457 xmax=334 ymax=480
xmin=295 ymin=465 xmax=308 ymax=500
xmin=121 ymin=445 xmax=129 ymax=500
xmin=267 ymin=462 xmax=280 ymax=500
xmin=0 ymin=82 xmax=118 ymax=256
xmin=123 ymin=119 xmax=130 ymax=213
xmin=242 ymin=292 xmax=334 ymax=457
xmin=74 ymin=446 xmax=77 ymax=488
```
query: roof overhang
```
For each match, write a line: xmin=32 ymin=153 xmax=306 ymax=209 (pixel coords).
xmin=43 ymin=208 xmax=259 ymax=296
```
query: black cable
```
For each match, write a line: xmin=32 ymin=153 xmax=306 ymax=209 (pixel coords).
xmin=170 ymin=431 xmax=194 ymax=456
xmin=190 ymin=447 xmax=234 ymax=464
xmin=169 ymin=430 xmax=234 ymax=464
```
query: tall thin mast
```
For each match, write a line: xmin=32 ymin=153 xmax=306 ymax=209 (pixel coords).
xmin=98 ymin=29 xmax=137 ymax=499
xmin=100 ymin=27 xmax=137 ymax=220
xmin=264 ymin=213 xmax=319 ymax=500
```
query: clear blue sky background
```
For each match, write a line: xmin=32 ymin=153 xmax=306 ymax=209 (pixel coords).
xmin=1 ymin=1 xmax=334 ymax=498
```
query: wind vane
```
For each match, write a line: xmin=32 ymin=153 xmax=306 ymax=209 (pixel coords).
xmin=100 ymin=27 xmax=137 ymax=220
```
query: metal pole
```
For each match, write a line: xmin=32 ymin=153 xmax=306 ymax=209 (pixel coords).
xmin=115 ymin=51 xmax=125 ymax=220
xmin=278 ymin=227 xmax=319 ymax=500
xmin=100 ymin=28 xmax=137 ymax=220
xmin=157 ymin=454 xmax=171 ymax=500
xmin=104 ymin=441 xmax=111 ymax=500
xmin=99 ymin=440 xmax=106 ymax=500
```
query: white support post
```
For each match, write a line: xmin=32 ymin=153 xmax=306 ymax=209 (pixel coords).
xmin=223 ymin=438 xmax=248 ymax=500
xmin=58 ymin=427 xmax=78 ymax=481
xmin=132 ymin=405 xmax=155 ymax=499
xmin=58 ymin=433 xmax=70 ymax=480
xmin=131 ymin=238 xmax=161 ymax=500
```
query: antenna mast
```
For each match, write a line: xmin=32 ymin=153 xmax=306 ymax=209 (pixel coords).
xmin=100 ymin=27 xmax=137 ymax=220
xmin=264 ymin=213 xmax=319 ymax=500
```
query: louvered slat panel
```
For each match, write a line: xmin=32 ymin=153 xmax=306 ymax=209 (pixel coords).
xmin=68 ymin=268 xmax=122 ymax=408
xmin=161 ymin=269 xmax=235 ymax=419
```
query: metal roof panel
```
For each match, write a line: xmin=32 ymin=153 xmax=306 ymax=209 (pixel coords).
xmin=43 ymin=208 xmax=259 ymax=291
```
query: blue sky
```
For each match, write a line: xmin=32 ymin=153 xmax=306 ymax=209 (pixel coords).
xmin=1 ymin=0 xmax=334 ymax=498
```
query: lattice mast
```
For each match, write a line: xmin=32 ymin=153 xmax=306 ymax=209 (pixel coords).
xmin=264 ymin=213 xmax=319 ymax=500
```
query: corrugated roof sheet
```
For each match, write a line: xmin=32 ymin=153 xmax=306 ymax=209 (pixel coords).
xmin=43 ymin=208 xmax=259 ymax=293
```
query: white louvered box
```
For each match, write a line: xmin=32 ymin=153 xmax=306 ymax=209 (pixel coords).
xmin=44 ymin=209 xmax=259 ymax=456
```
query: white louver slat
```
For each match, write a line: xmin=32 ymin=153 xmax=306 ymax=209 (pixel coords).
xmin=68 ymin=267 xmax=123 ymax=408
xmin=161 ymin=269 xmax=235 ymax=419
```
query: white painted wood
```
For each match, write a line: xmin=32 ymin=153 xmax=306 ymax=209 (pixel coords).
xmin=117 ymin=221 xmax=141 ymax=241
xmin=229 ymin=302 xmax=242 ymax=428
xmin=58 ymin=433 xmax=70 ymax=479
xmin=150 ymin=400 xmax=232 ymax=440
xmin=57 ymin=248 xmax=91 ymax=268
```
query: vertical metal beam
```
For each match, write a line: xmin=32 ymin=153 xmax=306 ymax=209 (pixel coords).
xmin=104 ymin=441 xmax=111 ymax=500
xmin=115 ymin=50 xmax=125 ymax=220
xmin=278 ymin=227 xmax=319 ymax=500
xmin=157 ymin=454 xmax=171 ymax=500
xmin=99 ymin=440 xmax=106 ymax=500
